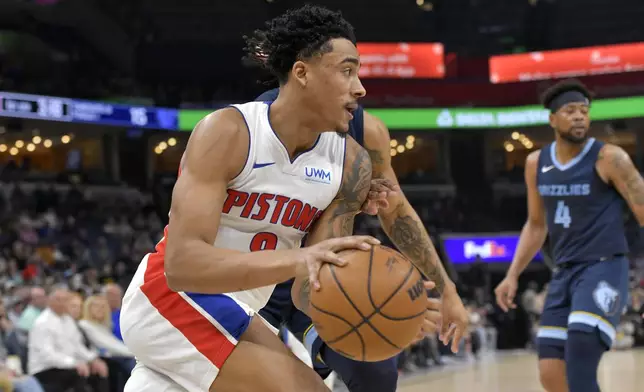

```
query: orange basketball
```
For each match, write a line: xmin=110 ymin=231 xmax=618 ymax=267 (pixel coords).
xmin=309 ymin=245 xmax=427 ymax=362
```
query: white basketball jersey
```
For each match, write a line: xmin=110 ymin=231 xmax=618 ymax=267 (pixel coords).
xmin=217 ymin=101 xmax=346 ymax=311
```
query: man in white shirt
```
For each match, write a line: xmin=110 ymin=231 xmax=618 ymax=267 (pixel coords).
xmin=28 ymin=286 xmax=109 ymax=392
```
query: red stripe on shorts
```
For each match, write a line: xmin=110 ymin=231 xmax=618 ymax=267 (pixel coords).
xmin=140 ymin=231 xmax=235 ymax=369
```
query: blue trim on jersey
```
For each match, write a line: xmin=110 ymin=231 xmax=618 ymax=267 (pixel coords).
xmin=183 ymin=293 xmax=251 ymax=340
xmin=227 ymin=105 xmax=252 ymax=181
xmin=550 ymin=138 xmax=595 ymax=171
xmin=266 ymin=102 xmax=321 ymax=164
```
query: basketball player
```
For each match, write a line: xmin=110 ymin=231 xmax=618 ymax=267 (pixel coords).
xmin=120 ymin=5 xmax=436 ymax=392
xmin=495 ymin=79 xmax=644 ymax=392
xmin=255 ymin=79 xmax=468 ymax=392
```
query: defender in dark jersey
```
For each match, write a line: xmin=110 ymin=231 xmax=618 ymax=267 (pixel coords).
xmin=257 ymin=88 xmax=469 ymax=392
xmin=495 ymin=79 xmax=644 ymax=392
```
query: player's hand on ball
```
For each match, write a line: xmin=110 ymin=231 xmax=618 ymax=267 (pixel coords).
xmin=410 ymin=281 xmax=442 ymax=345
xmin=296 ymin=236 xmax=381 ymax=291
xmin=439 ymin=288 xmax=469 ymax=354
xmin=361 ymin=178 xmax=400 ymax=215
xmin=494 ymin=275 xmax=518 ymax=312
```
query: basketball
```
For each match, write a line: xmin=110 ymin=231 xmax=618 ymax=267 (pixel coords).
xmin=309 ymin=245 xmax=427 ymax=362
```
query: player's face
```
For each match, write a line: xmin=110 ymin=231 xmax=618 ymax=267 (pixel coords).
xmin=550 ymin=103 xmax=590 ymax=144
xmin=301 ymin=38 xmax=366 ymax=132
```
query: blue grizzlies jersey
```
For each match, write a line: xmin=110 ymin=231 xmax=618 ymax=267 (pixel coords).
xmin=537 ymin=138 xmax=628 ymax=265
xmin=255 ymin=88 xmax=365 ymax=147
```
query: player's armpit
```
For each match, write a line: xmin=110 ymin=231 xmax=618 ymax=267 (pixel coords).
xmin=293 ymin=138 xmax=372 ymax=313
xmin=598 ymin=144 xmax=644 ymax=224
xmin=362 ymin=112 xmax=453 ymax=295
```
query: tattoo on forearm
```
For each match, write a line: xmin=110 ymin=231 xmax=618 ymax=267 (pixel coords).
xmin=298 ymin=147 xmax=372 ymax=313
xmin=386 ymin=201 xmax=446 ymax=294
xmin=365 ymin=146 xmax=384 ymax=165
xmin=603 ymin=149 xmax=644 ymax=205
xmin=326 ymin=147 xmax=372 ymax=237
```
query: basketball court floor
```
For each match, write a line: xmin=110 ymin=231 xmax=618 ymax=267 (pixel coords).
xmin=334 ymin=349 xmax=643 ymax=392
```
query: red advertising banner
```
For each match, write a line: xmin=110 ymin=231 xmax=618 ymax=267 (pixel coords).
xmin=489 ymin=42 xmax=644 ymax=84
xmin=357 ymin=43 xmax=445 ymax=79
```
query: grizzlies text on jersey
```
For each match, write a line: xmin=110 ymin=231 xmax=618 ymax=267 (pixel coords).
xmin=537 ymin=137 xmax=628 ymax=264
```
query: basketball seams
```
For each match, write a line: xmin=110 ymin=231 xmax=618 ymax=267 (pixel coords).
xmin=329 ymin=264 xmax=403 ymax=351
xmin=367 ymin=247 xmax=418 ymax=313
xmin=309 ymin=301 xmax=366 ymax=361
xmin=312 ymin=245 xmax=427 ymax=361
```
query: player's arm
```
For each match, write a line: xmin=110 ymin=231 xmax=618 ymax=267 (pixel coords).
xmin=361 ymin=112 xmax=456 ymax=295
xmin=165 ymin=108 xmax=297 ymax=293
xmin=165 ymin=109 xmax=364 ymax=294
xmin=597 ymin=144 xmax=644 ymax=225
xmin=292 ymin=137 xmax=373 ymax=313
xmin=506 ymin=150 xmax=548 ymax=279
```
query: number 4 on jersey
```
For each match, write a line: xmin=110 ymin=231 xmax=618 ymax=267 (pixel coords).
xmin=554 ymin=200 xmax=572 ymax=228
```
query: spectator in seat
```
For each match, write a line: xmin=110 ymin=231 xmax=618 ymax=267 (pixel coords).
xmin=17 ymin=288 xmax=46 ymax=332
xmin=79 ymin=295 xmax=135 ymax=391
xmin=27 ymin=286 xmax=109 ymax=392
xmin=102 ymin=284 xmax=123 ymax=341
xmin=0 ymin=301 xmax=44 ymax=392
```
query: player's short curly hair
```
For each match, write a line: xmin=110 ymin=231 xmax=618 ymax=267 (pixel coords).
xmin=243 ymin=4 xmax=356 ymax=84
xmin=540 ymin=78 xmax=595 ymax=109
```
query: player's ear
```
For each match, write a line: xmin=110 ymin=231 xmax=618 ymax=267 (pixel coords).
xmin=549 ymin=113 xmax=557 ymax=129
xmin=292 ymin=60 xmax=309 ymax=87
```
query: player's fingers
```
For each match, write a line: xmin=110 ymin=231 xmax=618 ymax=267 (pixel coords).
xmin=327 ymin=236 xmax=381 ymax=252
xmin=367 ymin=191 xmax=385 ymax=201
xmin=307 ymin=260 xmax=322 ymax=291
xmin=422 ymin=319 xmax=439 ymax=335
xmin=319 ymin=251 xmax=347 ymax=267
xmin=424 ymin=310 xmax=441 ymax=329
xmin=425 ymin=298 xmax=441 ymax=312
xmin=370 ymin=179 xmax=399 ymax=193
xmin=439 ymin=319 xmax=450 ymax=341
xmin=377 ymin=199 xmax=389 ymax=210
xmin=442 ymin=324 xmax=456 ymax=345
xmin=451 ymin=327 xmax=464 ymax=353
xmin=423 ymin=281 xmax=436 ymax=291
xmin=495 ymin=287 xmax=509 ymax=312
xmin=360 ymin=200 xmax=378 ymax=215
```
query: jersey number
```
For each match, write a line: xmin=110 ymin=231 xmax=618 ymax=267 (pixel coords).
xmin=554 ymin=201 xmax=572 ymax=228
xmin=249 ymin=232 xmax=278 ymax=251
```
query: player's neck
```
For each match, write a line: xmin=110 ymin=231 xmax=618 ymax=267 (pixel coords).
xmin=269 ymin=93 xmax=323 ymax=159
xmin=555 ymin=138 xmax=589 ymax=164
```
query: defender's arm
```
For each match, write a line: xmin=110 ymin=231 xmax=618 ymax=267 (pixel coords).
xmin=292 ymin=137 xmax=372 ymax=313
xmin=597 ymin=144 xmax=644 ymax=225
xmin=362 ymin=112 xmax=455 ymax=295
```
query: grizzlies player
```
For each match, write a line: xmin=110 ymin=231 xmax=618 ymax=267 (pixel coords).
xmin=495 ymin=79 xmax=644 ymax=392
xmin=255 ymin=92 xmax=469 ymax=390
